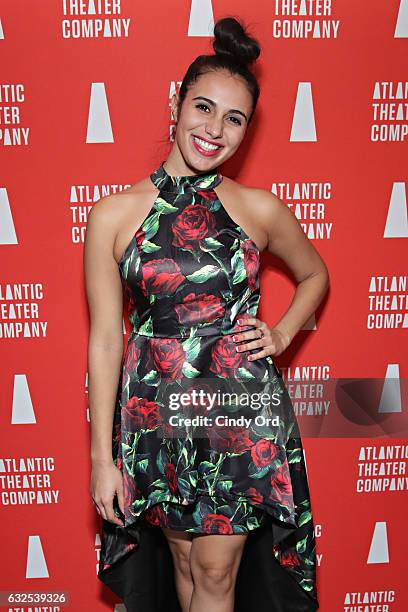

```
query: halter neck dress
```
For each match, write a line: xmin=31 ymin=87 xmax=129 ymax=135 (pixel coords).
xmin=97 ymin=162 xmax=319 ymax=611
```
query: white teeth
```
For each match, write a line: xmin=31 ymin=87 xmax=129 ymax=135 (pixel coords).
xmin=193 ymin=136 xmax=220 ymax=151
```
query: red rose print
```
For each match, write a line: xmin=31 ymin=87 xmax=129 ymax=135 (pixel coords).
xmin=144 ymin=504 xmax=169 ymax=527
xmin=135 ymin=228 xmax=146 ymax=247
xmin=196 ymin=190 xmax=218 ymax=201
xmin=175 ymin=292 xmax=225 ymax=326
xmin=202 ymin=513 xmax=234 ymax=534
xmin=209 ymin=336 xmax=242 ymax=377
xmin=246 ymin=487 xmax=264 ymax=505
xmin=164 ymin=463 xmax=179 ymax=494
xmin=172 ymin=204 xmax=217 ymax=250
xmin=124 ymin=341 xmax=141 ymax=372
xmin=280 ymin=549 xmax=301 ymax=568
xmin=207 ymin=424 xmax=253 ymax=454
xmin=141 ymin=258 xmax=185 ymax=296
xmin=242 ymin=240 xmax=259 ymax=290
xmin=147 ymin=337 xmax=185 ymax=379
xmin=123 ymin=470 xmax=143 ymax=513
xmin=122 ymin=396 xmax=162 ymax=431
xmin=251 ymin=439 xmax=279 ymax=468
xmin=269 ymin=459 xmax=294 ymax=506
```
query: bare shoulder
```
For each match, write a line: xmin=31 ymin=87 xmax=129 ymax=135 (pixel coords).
xmin=221 ymin=176 xmax=285 ymax=218
xmin=88 ymin=176 xmax=154 ymax=228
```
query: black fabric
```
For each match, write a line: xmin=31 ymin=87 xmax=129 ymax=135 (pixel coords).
xmin=98 ymin=516 xmax=319 ymax=611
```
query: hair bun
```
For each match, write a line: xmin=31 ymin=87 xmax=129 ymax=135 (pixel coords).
xmin=213 ymin=17 xmax=261 ymax=67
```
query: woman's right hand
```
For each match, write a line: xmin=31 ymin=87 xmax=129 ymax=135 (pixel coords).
xmin=90 ymin=460 xmax=125 ymax=527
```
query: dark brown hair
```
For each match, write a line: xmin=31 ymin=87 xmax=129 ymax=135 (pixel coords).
xmin=178 ymin=17 xmax=261 ymax=126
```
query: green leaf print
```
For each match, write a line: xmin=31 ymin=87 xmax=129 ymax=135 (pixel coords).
xmin=182 ymin=362 xmax=201 ymax=378
xmin=135 ymin=459 xmax=149 ymax=473
xmin=188 ymin=471 xmax=198 ymax=487
xmin=230 ymin=238 xmax=239 ymax=251
xmin=231 ymin=248 xmax=245 ymax=284
xmin=233 ymin=525 xmax=248 ymax=534
xmin=198 ymin=461 xmax=215 ymax=475
xmin=142 ymin=211 xmax=161 ymax=241
xmin=186 ymin=264 xmax=220 ymax=283
xmin=197 ymin=175 xmax=218 ymax=190
xmin=298 ymin=510 xmax=312 ymax=526
xmin=229 ymin=287 xmax=251 ymax=323
xmin=139 ymin=316 xmax=153 ymax=336
xmin=287 ymin=447 xmax=303 ymax=464
xmin=181 ymin=335 xmax=201 ymax=362
xmin=296 ymin=535 xmax=308 ymax=554
xmin=216 ymin=479 xmax=233 ymax=495
xmin=208 ymin=198 xmax=221 ymax=212
xmin=154 ymin=197 xmax=178 ymax=214
xmin=156 ymin=447 xmax=168 ymax=474
xmin=246 ymin=516 xmax=261 ymax=529
xmin=236 ymin=367 xmax=255 ymax=380
xmin=141 ymin=369 xmax=160 ymax=385
xmin=201 ymin=237 xmax=224 ymax=251
xmin=141 ymin=240 xmax=161 ymax=253
xmin=248 ymin=463 xmax=270 ymax=479
xmin=177 ymin=477 xmax=191 ymax=497
xmin=193 ymin=499 xmax=214 ymax=525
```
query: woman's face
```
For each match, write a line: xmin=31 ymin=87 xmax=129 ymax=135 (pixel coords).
xmin=172 ymin=69 xmax=253 ymax=172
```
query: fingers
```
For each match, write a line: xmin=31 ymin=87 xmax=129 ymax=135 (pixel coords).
xmin=233 ymin=317 xmax=267 ymax=356
xmin=233 ymin=317 xmax=289 ymax=362
xmin=92 ymin=495 xmax=124 ymax=526
xmin=101 ymin=497 xmax=125 ymax=526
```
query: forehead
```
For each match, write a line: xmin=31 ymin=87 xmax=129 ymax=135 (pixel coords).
xmin=186 ymin=69 xmax=252 ymax=110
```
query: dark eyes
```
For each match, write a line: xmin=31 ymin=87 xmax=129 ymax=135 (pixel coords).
xmin=195 ymin=103 xmax=242 ymax=126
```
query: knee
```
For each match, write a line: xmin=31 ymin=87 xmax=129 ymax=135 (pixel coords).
xmin=190 ymin=562 xmax=234 ymax=594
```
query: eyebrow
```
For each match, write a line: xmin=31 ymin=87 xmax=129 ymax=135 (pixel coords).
xmin=192 ymin=96 xmax=248 ymax=122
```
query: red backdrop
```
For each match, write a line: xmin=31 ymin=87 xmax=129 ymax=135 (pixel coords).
xmin=1 ymin=1 xmax=407 ymax=610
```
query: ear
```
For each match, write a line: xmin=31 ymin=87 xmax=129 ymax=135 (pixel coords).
xmin=170 ymin=93 xmax=179 ymax=121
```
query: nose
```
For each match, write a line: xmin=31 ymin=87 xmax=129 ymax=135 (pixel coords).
xmin=205 ymin=116 xmax=223 ymax=139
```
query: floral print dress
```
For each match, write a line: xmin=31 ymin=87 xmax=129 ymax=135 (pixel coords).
xmin=97 ymin=162 xmax=319 ymax=610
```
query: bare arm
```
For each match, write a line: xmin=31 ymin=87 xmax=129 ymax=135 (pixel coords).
xmin=259 ymin=189 xmax=329 ymax=347
xmin=84 ymin=196 xmax=125 ymax=524
xmin=234 ymin=188 xmax=330 ymax=359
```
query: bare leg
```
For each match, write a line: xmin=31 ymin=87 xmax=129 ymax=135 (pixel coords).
xmin=161 ymin=527 xmax=194 ymax=612
xmin=189 ymin=533 xmax=247 ymax=612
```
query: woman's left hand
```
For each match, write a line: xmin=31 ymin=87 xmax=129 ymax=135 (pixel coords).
xmin=232 ymin=317 xmax=291 ymax=361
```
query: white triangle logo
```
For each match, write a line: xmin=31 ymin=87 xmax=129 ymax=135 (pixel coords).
xmin=26 ymin=535 xmax=49 ymax=578
xmin=188 ymin=0 xmax=214 ymax=36
xmin=395 ymin=0 xmax=408 ymax=37
xmin=0 ymin=18 xmax=5 ymax=40
xmin=0 ymin=187 xmax=18 ymax=245
xmin=378 ymin=364 xmax=402 ymax=413
xmin=86 ymin=83 xmax=114 ymax=143
xmin=367 ymin=522 xmax=389 ymax=564
xmin=384 ymin=182 xmax=408 ymax=237
xmin=12 ymin=374 xmax=36 ymax=424
xmin=290 ymin=83 xmax=317 ymax=142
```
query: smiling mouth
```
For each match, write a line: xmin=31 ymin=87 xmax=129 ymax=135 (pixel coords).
xmin=192 ymin=135 xmax=223 ymax=156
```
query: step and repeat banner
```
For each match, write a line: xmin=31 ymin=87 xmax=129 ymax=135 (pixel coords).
xmin=1 ymin=1 xmax=407 ymax=610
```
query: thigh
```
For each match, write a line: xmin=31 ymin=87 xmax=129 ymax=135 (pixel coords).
xmin=161 ymin=527 xmax=193 ymax=567
xmin=190 ymin=533 xmax=248 ymax=574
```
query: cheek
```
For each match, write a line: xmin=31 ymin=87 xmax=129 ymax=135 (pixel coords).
xmin=228 ymin=128 xmax=246 ymax=149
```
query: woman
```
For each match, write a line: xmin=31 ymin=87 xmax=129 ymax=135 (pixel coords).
xmin=85 ymin=16 xmax=328 ymax=612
